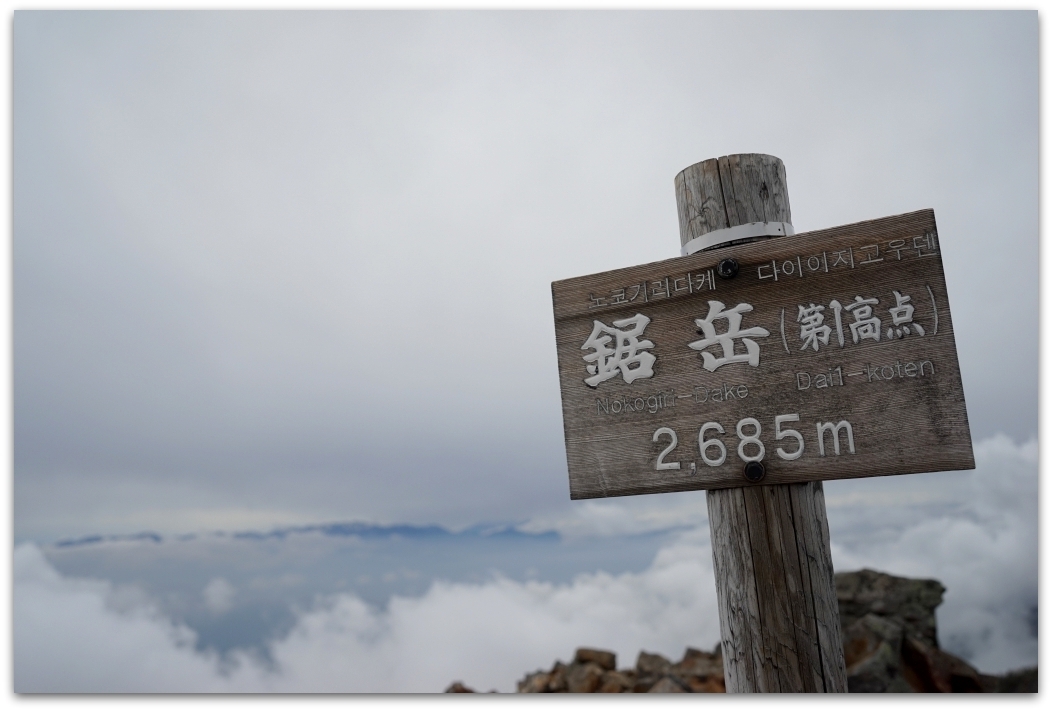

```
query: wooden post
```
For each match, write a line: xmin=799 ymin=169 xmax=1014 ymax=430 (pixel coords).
xmin=674 ymin=154 xmax=848 ymax=693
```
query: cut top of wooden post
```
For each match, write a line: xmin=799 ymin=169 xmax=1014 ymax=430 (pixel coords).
xmin=675 ymin=154 xmax=791 ymax=248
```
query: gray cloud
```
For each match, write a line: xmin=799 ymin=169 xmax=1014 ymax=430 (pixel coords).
xmin=14 ymin=11 xmax=1037 ymax=541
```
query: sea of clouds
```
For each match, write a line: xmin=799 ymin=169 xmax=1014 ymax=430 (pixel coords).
xmin=13 ymin=434 xmax=1037 ymax=693
xmin=14 ymin=531 xmax=720 ymax=693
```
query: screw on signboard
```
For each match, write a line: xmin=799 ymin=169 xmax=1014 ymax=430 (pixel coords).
xmin=716 ymin=258 xmax=739 ymax=279
xmin=742 ymin=461 xmax=765 ymax=482
xmin=674 ymin=154 xmax=848 ymax=693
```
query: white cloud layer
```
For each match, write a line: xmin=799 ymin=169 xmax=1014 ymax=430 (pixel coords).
xmin=14 ymin=529 xmax=721 ymax=692
xmin=13 ymin=544 xmax=227 ymax=693
xmin=202 ymin=577 xmax=236 ymax=616
xmin=14 ymin=434 xmax=1037 ymax=691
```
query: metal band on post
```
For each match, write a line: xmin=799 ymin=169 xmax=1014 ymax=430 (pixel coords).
xmin=680 ymin=221 xmax=795 ymax=255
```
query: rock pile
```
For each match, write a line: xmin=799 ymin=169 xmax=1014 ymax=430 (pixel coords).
xmin=515 ymin=645 xmax=725 ymax=693
xmin=447 ymin=568 xmax=1037 ymax=693
xmin=836 ymin=568 xmax=1035 ymax=693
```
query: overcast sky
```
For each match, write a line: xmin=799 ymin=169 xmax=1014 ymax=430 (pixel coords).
xmin=13 ymin=10 xmax=1038 ymax=543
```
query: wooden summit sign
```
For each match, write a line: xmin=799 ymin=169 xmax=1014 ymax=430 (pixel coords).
xmin=552 ymin=209 xmax=974 ymax=500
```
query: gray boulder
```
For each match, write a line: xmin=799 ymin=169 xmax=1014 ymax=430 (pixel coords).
xmin=836 ymin=568 xmax=944 ymax=648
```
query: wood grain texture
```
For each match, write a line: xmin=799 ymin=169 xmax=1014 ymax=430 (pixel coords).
xmin=674 ymin=158 xmax=728 ymax=246
xmin=707 ymin=486 xmax=765 ymax=691
xmin=790 ymin=481 xmax=848 ymax=691
xmin=743 ymin=485 xmax=797 ymax=691
xmin=552 ymin=209 xmax=974 ymax=499
xmin=709 ymin=481 xmax=847 ymax=692
xmin=674 ymin=154 xmax=792 ymax=250
xmin=718 ymin=154 xmax=792 ymax=229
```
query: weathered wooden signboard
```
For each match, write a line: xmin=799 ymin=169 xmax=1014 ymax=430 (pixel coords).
xmin=552 ymin=209 xmax=974 ymax=500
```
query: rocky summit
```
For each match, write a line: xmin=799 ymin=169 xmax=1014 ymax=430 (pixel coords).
xmin=445 ymin=568 xmax=1037 ymax=693
xmin=835 ymin=568 xmax=1033 ymax=693
xmin=510 ymin=645 xmax=726 ymax=694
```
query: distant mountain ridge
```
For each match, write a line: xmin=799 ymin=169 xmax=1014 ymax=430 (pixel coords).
xmin=51 ymin=521 xmax=560 ymax=549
